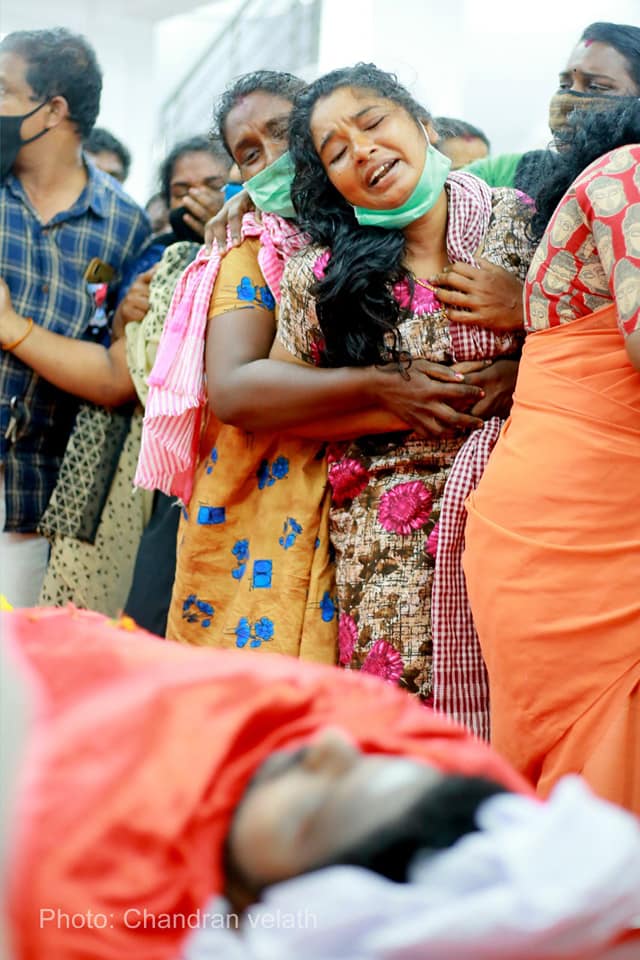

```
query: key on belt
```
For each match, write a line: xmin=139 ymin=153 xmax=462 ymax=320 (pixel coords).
xmin=4 ymin=396 xmax=23 ymax=444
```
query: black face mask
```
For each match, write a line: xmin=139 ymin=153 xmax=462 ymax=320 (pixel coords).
xmin=0 ymin=101 xmax=50 ymax=180
xmin=169 ymin=205 xmax=204 ymax=244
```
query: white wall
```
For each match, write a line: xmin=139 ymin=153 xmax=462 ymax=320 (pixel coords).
xmin=0 ymin=0 xmax=162 ymax=203
xmin=2 ymin=0 xmax=639 ymax=201
xmin=318 ymin=0 xmax=640 ymax=154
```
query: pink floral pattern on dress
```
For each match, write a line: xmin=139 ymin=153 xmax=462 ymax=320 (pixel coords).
xmin=378 ymin=480 xmax=433 ymax=535
xmin=309 ymin=336 xmax=325 ymax=366
xmin=328 ymin=458 xmax=370 ymax=506
xmin=338 ymin=613 xmax=358 ymax=665
xmin=312 ymin=250 xmax=331 ymax=279
xmin=426 ymin=521 xmax=440 ymax=558
xmin=393 ymin=277 xmax=440 ymax=316
xmin=361 ymin=639 xmax=404 ymax=683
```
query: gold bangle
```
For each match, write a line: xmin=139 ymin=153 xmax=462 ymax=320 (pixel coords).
xmin=2 ymin=317 xmax=34 ymax=352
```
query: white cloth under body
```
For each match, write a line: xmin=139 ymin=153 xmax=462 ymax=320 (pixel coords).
xmin=183 ymin=778 xmax=640 ymax=960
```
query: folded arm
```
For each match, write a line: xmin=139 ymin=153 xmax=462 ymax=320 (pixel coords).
xmin=207 ymin=306 xmax=385 ymax=431
xmin=206 ymin=305 xmax=485 ymax=439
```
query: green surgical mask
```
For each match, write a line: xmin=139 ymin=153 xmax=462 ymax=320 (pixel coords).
xmin=352 ymin=137 xmax=451 ymax=230
xmin=244 ymin=151 xmax=296 ymax=219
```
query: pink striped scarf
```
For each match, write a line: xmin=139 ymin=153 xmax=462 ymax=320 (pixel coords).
xmin=134 ymin=213 xmax=307 ymax=502
xmin=432 ymin=172 xmax=523 ymax=740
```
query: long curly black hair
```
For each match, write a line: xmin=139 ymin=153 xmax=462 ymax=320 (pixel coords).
xmin=289 ymin=63 xmax=432 ymax=367
xmin=530 ymin=99 xmax=640 ymax=244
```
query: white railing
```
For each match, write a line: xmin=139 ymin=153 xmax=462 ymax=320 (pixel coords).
xmin=159 ymin=0 xmax=322 ymax=149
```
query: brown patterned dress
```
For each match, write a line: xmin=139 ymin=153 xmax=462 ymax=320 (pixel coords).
xmin=277 ymin=187 xmax=535 ymax=698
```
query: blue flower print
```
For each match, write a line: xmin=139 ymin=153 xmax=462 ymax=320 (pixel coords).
xmin=271 ymin=456 xmax=289 ymax=480
xmin=182 ymin=594 xmax=196 ymax=612
xmin=231 ymin=539 xmax=250 ymax=580
xmin=258 ymin=285 xmax=276 ymax=310
xmin=257 ymin=456 xmax=290 ymax=490
xmin=254 ymin=617 xmax=274 ymax=642
xmin=182 ymin=506 xmax=189 ymax=521
xmin=236 ymin=276 xmax=257 ymax=301
xmin=206 ymin=447 xmax=218 ymax=475
xmin=315 ymin=537 xmax=321 ymax=550
xmin=235 ymin=617 xmax=252 ymax=649
xmin=232 ymin=539 xmax=250 ymax=561
xmin=279 ymin=517 xmax=303 ymax=550
xmin=234 ymin=616 xmax=275 ymax=649
xmin=319 ymin=590 xmax=338 ymax=623
xmin=257 ymin=459 xmax=274 ymax=490
xmin=182 ymin=594 xmax=215 ymax=628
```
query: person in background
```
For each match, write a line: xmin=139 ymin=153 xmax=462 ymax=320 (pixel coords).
xmin=464 ymin=102 xmax=640 ymax=814
xmin=145 ymin=191 xmax=170 ymax=235
xmin=434 ymin=117 xmax=490 ymax=169
xmin=84 ymin=125 xmax=131 ymax=184
xmin=115 ymin=135 xmax=230 ymax=336
xmin=159 ymin=134 xmax=228 ymax=243
xmin=429 ymin=22 xmax=640 ymax=357
xmin=465 ymin=21 xmax=640 ymax=192
xmin=0 ymin=137 xmax=230 ymax=619
xmin=0 ymin=27 xmax=150 ymax=608
xmin=122 ymin=135 xmax=232 ymax=633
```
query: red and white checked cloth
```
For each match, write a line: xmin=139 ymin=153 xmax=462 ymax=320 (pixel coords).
xmin=432 ymin=418 xmax=504 ymax=741
xmin=134 ymin=213 xmax=307 ymax=502
xmin=432 ymin=172 xmax=522 ymax=740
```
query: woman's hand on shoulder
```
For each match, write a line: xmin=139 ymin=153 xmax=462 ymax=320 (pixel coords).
xmin=431 ymin=259 xmax=524 ymax=331
xmin=372 ymin=359 xmax=486 ymax=437
xmin=204 ymin=190 xmax=256 ymax=252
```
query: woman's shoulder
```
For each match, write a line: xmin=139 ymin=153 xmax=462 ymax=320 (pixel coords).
xmin=572 ymin=143 xmax=640 ymax=197
xmin=490 ymin=186 xmax=536 ymax=220
xmin=282 ymin=242 xmax=330 ymax=290
xmin=566 ymin=144 xmax=640 ymax=219
xmin=484 ymin=188 xmax=537 ymax=277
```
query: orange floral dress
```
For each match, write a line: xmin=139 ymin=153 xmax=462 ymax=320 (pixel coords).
xmin=166 ymin=238 xmax=337 ymax=664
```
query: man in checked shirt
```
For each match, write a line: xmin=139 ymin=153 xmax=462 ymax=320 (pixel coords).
xmin=0 ymin=28 xmax=150 ymax=605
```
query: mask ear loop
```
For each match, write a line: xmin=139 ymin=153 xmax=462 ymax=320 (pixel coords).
xmin=19 ymin=101 xmax=52 ymax=146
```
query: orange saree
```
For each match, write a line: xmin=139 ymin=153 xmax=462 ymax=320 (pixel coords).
xmin=464 ymin=305 xmax=640 ymax=812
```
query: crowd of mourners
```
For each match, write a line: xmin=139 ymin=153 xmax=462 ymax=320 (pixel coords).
xmin=1 ymin=18 xmax=640 ymax=960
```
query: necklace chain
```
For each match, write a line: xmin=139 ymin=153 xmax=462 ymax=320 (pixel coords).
xmin=415 ymin=278 xmax=437 ymax=292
